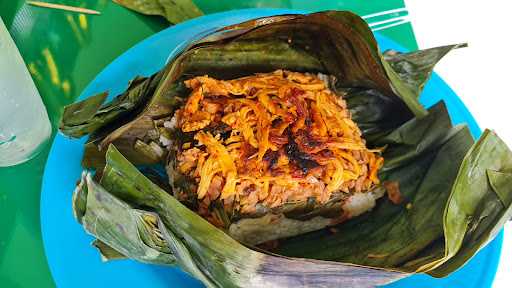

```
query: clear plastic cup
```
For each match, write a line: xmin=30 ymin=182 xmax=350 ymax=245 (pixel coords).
xmin=0 ymin=17 xmax=51 ymax=167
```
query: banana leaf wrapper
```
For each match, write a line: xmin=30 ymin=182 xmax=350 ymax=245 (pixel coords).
xmin=61 ymin=11 xmax=512 ymax=286
xmin=73 ymin=122 xmax=512 ymax=287
xmin=61 ymin=10 xmax=463 ymax=243
xmin=74 ymin=146 xmax=407 ymax=287
xmin=113 ymin=0 xmax=203 ymax=24
xmin=61 ymin=11 xmax=465 ymax=169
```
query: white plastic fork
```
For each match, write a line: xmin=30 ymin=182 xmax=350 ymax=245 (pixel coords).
xmin=362 ymin=7 xmax=410 ymax=32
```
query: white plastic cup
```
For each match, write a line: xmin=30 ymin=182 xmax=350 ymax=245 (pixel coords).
xmin=0 ymin=17 xmax=51 ymax=167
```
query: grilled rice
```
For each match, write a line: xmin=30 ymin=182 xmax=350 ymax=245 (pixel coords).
xmin=165 ymin=70 xmax=385 ymax=243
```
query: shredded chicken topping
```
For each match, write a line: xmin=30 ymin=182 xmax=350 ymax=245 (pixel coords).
xmin=174 ymin=70 xmax=383 ymax=219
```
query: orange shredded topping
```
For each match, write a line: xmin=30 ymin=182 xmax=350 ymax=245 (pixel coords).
xmin=174 ymin=70 xmax=384 ymax=217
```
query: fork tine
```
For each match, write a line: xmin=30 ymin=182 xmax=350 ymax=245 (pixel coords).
xmin=368 ymin=16 xmax=409 ymax=27
xmin=361 ymin=7 xmax=408 ymax=20
xmin=371 ymin=18 xmax=410 ymax=32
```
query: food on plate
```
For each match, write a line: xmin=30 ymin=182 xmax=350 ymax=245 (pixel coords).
xmin=61 ymin=11 xmax=512 ymax=288
xmin=166 ymin=70 xmax=386 ymax=244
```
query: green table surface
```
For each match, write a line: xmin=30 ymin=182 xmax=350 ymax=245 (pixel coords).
xmin=0 ymin=1 xmax=416 ymax=287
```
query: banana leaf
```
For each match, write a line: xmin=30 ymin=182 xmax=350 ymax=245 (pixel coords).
xmin=272 ymin=103 xmax=471 ymax=268
xmin=113 ymin=0 xmax=203 ymax=24
xmin=429 ymin=130 xmax=512 ymax=276
xmin=72 ymin=121 xmax=512 ymax=287
xmin=75 ymin=145 xmax=406 ymax=287
xmin=92 ymin=239 xmax=127 ymax=261
xmin=60 ymin=71 xmax=163 ymax=138
xmin=73 ymin=171 xmax=177 ymax=265
xmin=61 ymin=11 xmax=461 ymax=170
xmin=383 ymin=44 xmax=466 ymax=100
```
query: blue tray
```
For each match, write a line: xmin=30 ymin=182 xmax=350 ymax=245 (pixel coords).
xmin=41 ymin=8 xmax=503 ymax=288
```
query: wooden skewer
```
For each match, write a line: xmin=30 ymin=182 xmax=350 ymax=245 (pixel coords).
xmin=27 ymin=1 xmax=101 ymax=15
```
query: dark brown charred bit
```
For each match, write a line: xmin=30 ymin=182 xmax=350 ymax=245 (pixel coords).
xmin=240 ymin=142 xmax=257 ymax=158
xmin=293 ymin=96 xmax=308 ymax=119
xmin=269 ymin=169 xmax=281 ymax=177
xmin=311 ymin=150 xmax=335 ymax=165
xmin=384 ymin=181 xmax=402 ymax=205
xmin=243 ymin=184 xmax=257 ymax=196
xmin=291 ymin=168 xmax=305 ymax=178
xmin=269 ymin=131 xmax=289 ymax=146
xmin=288 ymin=90 xmax=309 ymax=132
xmin=294 ymin=130 xmax=328 ymax=154
xmin=305 ymin=117 xmax=313 ymax=127
xmin=308 ymin=166 xmax=325 ymax=178
xmin=263 ymin=150 xmax=280 ymax=170
xmin=248 ymin=87 xmax=258 ymax=97
xmin=329 ymin=211 xmax=350 ymax=226
xmin=367 ymin=253 xmax=390 ymax=259
xmin=285 ymin=137 xmax=319 ymax=174
xmin=271 ymin=117 xmax=283 ymax=128
xmin=203 ymin=122 xmax=231 ymax=140
xmin=93 ymin=169 xmax=104 ymax=181
xmin=258 ymin=239 xmax=280 ymax=251
xmin=290 ymin=87 xmax=305 ymax=98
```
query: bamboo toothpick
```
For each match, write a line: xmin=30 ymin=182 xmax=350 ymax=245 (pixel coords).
xmin=27 ymin=1 xmax=101 ymax=15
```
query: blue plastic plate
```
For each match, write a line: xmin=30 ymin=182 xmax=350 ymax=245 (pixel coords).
xmin=41 ymin=8 xmax=503 ymax=288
